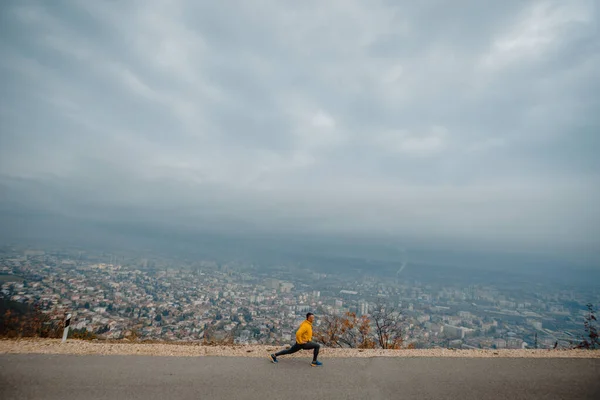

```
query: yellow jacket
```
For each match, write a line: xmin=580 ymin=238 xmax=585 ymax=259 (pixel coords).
xmin=295 ymin=319 xmax=313 ymax=344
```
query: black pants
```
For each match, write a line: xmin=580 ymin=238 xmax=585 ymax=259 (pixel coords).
xmin=275 ymin=341 xmax=320 ymax=361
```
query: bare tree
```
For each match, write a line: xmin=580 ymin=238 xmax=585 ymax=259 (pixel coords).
xmin=577 ymin=303 xmax=599 ymax=349
xmin=371 ymin=301 xmax=404 ymax=349
xmin=338 ymin=312 xmax=376 ymax=348
xmin=314 ymin=312 xmax=345 ymax=348
xmin=315 ymin=311 xmax=377 ymax=348
xmin=202 ymin=323 xmax=235 ymax=346
xmin=337 ymin=312 xmax=359 ymax=348
xmin=352 ymin=312 xmax=377 ymax=349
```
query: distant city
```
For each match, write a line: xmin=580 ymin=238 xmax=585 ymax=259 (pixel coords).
xmin=1 ymin=244 xmax=598 ymax=350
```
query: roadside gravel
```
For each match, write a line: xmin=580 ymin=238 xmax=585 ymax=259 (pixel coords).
xmin=1 ymin=339 xmax=598 ymax=358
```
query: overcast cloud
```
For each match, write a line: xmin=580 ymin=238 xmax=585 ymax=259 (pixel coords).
xmin=1 ymin=0 xmax=599 ymax=258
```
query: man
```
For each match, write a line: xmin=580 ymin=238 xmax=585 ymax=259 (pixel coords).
xmin=270 ymin=312 xmax=322 ymax=366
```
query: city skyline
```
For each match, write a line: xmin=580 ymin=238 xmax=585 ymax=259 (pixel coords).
xmin=2 ymin=245 xmax=597 ymax=348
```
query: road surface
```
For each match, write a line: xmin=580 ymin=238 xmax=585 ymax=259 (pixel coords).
xmin=1 ymin=354 xmax=599 ymax=399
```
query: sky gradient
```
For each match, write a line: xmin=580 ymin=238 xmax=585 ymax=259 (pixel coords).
xmin=1 ymin=0 xmax=599 ymax=261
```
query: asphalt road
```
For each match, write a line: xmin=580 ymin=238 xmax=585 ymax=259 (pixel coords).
xmin=1 ymin=354 xmax=599 ymax=400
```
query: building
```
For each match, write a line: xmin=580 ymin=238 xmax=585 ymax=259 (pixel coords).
xmin=359 ymin=301 xmax=369 ymax=316
xmin=280 ymin=282 xmax=294 ymax=293
xmin=444 ymin=324 xmax=464 ymax=339
xmin=527 ymin=319 xmax=543 ymax=330
xmin=265 ymin=279 xmax=279 ymax=290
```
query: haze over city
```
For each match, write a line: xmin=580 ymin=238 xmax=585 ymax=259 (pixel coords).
xmin=1 ymin=0 xmax=599 ymax=272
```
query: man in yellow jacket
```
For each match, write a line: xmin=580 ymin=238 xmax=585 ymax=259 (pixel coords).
xmin=270 ymin=313 xmax=322 ymax=366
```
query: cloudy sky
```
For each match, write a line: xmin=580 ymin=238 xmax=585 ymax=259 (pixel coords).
xmin=1 ymin=0 xmax=599 ymax=259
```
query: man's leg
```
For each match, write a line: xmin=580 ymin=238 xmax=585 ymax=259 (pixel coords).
xmin=274 ymin=343 xmax=302 ymax=358
xmin=300 ymin=341 xmax=320 ymax=362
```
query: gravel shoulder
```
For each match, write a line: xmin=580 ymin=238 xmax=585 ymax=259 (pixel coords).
xmin=1 ymin=339 xmax=599 ymax=358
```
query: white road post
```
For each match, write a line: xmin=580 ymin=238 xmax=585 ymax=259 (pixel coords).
xmin=62 ymin=313 xmax=72 ymax=343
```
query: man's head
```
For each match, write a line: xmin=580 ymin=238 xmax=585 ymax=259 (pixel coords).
xmin=306 ymin=313 xmax=314 ymax=322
